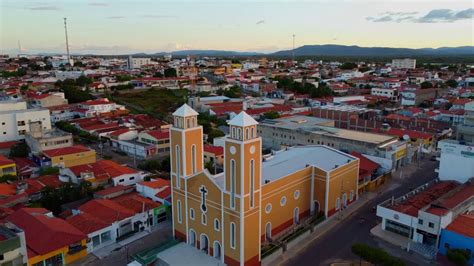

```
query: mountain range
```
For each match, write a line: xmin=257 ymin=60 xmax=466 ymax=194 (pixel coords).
xmin=131 ymin=45 xmax=473 ymax=57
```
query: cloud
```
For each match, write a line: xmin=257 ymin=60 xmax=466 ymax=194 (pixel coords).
xmin=89 ymin=2 xmax=109 ymax=6
xmin=256 ymin=20 xmax=265 ymax=25
xmin=367 ymin=8 xmax=473 ymax=23
xmin=27 ymin=5 xmax=61 ymax=11
xmin=373 ymin=16 xmax=393 ymax=22
xmin=106 ymin=16 xmax=125 ymax=19
xmin=142 ymin=15 xmax=179 ymax=19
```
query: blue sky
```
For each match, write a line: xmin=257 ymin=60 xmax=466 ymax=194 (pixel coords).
xmin=1 ymin=0 xmax=473 ymax=54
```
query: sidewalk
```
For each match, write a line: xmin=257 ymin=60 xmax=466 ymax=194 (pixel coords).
xmin=370 ymin=224 xmax=409 ymax=249
xmin=272 ymin=192 xmax=377 ymax=266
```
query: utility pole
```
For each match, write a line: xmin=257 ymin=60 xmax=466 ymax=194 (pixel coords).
xmin=63 ymin=17 xmax=71 ymax=70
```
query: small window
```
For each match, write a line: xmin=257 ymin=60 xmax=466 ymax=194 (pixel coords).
xmin=294 ymin=190 xmax=300 ymax=200
xmin=190 ymin=208 xmax=195 ymax=220
xmin=428 ymin=222 xmax=434 ymax=228
xmin=177 ymin=200 xmax=182 ymax=223
xmin=119 ymin=179 xmax=124 ymax=182
xmin=280 ymin=196 xmax=287 ymax=206
xmin=130 ymin=176 xmax=135 ymax=180
xmin=201 ymin=213 xmax=207 ymax=225
xmin=265 ymin=203 xmax=272 ymax=214
xmin=418 ymin=219 xmax=423 ymax=225
xmin=214 ymin=219 xmax=220 ymax=231
xmin=230 ymin=222 xmax=236 ymax=249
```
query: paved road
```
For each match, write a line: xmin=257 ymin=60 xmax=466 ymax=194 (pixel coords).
xmin=283 ymin=158 xmax=438 ymax=266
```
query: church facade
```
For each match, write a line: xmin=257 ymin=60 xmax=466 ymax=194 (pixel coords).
xmin=170 ymin=104 xmax=359 ymax=266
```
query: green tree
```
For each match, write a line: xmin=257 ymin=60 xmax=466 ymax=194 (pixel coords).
xmin=76 ymin=75 xmax=92 ymax=87
xmin=20 ymin=85 xmax=29 ymax=91
xmin=116 ymin=75 xmax=132 ymax=82
xmin=0 ymin=174 xmax=17 ymax=183
xmin=153 ymin=72 xmax=163 ymax=78
xmin=207 ymin=129 xmax=225 ymax=143
xmin=62 ymin=86 xmax=93 ymax=103
xmin=447 ymin=249 xmax=470 ymax=266
xmin=420 ymin=81 xmax=433 ymax=89
xmin=39 ymin=166 xmax=59 ymax=176
xmin=263 ymin=111 xmax=280 ymax=119
xmin=340 ymin=62 xmax=358 ymax=70
xmin=445 ymin=79 xmax=458 ymax=88
xmin=9 ymin=142 xmax=29 ymax=157
xmin=352 ymin=243 xmax=405 ymax=266
xmin=164 ymin=68 xmax=177 ymax=77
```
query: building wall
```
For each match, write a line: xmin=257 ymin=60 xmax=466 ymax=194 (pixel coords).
xmin=28 ymin=239 xmax=87 ymax=266
xmin=437 ymin=140 xmax=474 ymax=184
xmin=0 ymin=163 xmax=16 ymax=176
xmin=50 ymin=150 xmax=96 ymax=168
xmin=439 ymin=229 xmax=474 ymax=265
xmin=0 ymin=109 xmax=51 ymax=142
xmin=326 ymin=160 xmax=359 ymax=217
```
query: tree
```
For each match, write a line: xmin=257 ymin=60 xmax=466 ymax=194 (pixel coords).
xmin=164 ymin=68 xmax=177 ymax=77
xmin=116 ymin=75 xmax=132 ymax=82
xmin=39 ymin=166 xmax=59 ymax=176
xmin=20 ymin=85 xmax=29 ymax=91
xmin=0 ymin=174 xmax=17 ymax=183
xmin=340 ymin=62 xmax=358 ymax=70
xmin=263 ymin=111 xmax=280 ymax=119
xmin=352 ymin=243 xmax=405 ymax=266
xmin=420 ymin=81 xmax=433 ymax=89
xmin=62 ymin=86 xmax=93 ymax=103
xmin=207 ymin=129 xmax=225 ymax=143
xmin=9 ymin=142 xmax=29 ymax=157
xmin=447 ymin=249 xmax=470 ymax=266
xmin=153 ymin=72 xmax=163 ymax=78
xmin=445 ymin=79 xmax=458 ymax=88
xmin=76 ymin=75 xmax=92 ymax=87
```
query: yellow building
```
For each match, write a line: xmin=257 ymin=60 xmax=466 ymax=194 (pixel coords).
xmin=0 ymin=155 xmax=16 ymax=176
xmin=170 ymin=104 xmax=360 ymax=266
xmin=41 ymin=145 xmax=96 ymax=168
xmin=7 ymin=208 xmax=88 ymax=266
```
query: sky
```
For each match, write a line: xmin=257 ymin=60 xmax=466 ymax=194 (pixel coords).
xmin=0 ymin=0 xmax=473 ymax=55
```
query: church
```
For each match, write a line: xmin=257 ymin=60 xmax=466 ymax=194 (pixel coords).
xmin=170 ymin=104 xmax=359 ymax=266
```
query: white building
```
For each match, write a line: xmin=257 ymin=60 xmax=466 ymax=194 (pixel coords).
xmin=55 ymin=71 xmax=83 ymax=81
xmin=0 ymin=100 xmax=51 ymax=142
xmin=371 ymin=87 xmax=399 ymax=101
xmin=391 ymin=58 xmax=416 ymax=69
xmin=127 ymin=56 xmax=151 ymax=69
xmin=436 ymin=139 xmax=474 ymax=183
xmin=77 ymin=98 xmax=125 ymax=117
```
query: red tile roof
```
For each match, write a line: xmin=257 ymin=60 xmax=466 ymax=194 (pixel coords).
xmin=7 ymin=208 xmax=86 ymax=257
xmin=138 ymin=178 xmax=170 ymax=189
xmin=0 ymin=184 xmax=16 ymax=197
xmin=80 ymin=98 xmax=113 ymax=106
xmin=109 ymin=128 xmax=131 ymax=137
xmin=0 ymin=141 xmax=18 ymax=150
xmin=0 ymin=155 xmax=14 ymax=167
xmin=111 ymin=192 xmax=161 ymax=213
xmin=446 ymin=213 xmax=474 ymax=238
xmin=144 ymin=129 xmax=170 ymax=140
xmin=204 ymin=145 xmax=224 ymax=156
xmin=391 ymin=181 xmax=458 ymax=217
xmin=78 ymin=199 xmax=134 ymax=224
xmin=42 ymin=145 xmax=92 ymax=158
xmin=68 ymin=160 xmax=137 ymax=181
xmin=66 ymin=212 xmax=110 ymax=235
xmin=94 ymin=184 xmax=133 ymax=197
xmin=156 ymin=186 xmax=171 ymax=199
xmin=350 ymin=152 xmax=380 ymax=180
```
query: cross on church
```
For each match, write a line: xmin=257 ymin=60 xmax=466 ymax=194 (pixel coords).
xmin=200 ymin=186 xmax=208 ymax=213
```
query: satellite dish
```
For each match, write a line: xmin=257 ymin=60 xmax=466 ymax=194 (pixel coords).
xmin=403 ymin=134 xmax=410 ymax=141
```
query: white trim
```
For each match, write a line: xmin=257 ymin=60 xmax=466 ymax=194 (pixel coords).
xmin=230 ymin=159 xmax=236 ymax=209
xmin=177 ymin=200 xmax=182 ymax=223
xmin=240 ymin=141 xmax=244 ymax=266
xmin=220 ymin=189 xmax=225 ymax=263
xmin=258 ymin=138 xmax=262 ymax=262
xmin=189 ymin=208 xmax=195 ymax=220
xmin=199 ymin=233 xmax=210 ymax=255
xmin=325 ymin=171 xmax=330 ymax=217
xmin=249 ymin=159 xmax=255 ymax=209
xmin=201 ymin=212 xmax=207 ymax=226
xmin=189 ymin=228 xmax=196 ymax=247
xmin=265 ymin=222 xmax=272 ymax=240
xmin=310 ymin=166 xmax=315 ymax=215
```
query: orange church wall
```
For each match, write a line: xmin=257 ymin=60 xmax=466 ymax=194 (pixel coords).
xmin=184 ymin=127 xmax=203 ymax=176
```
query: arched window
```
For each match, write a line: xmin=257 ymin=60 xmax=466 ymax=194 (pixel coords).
xmin=191 ymin=145 xmax=197 ymax=174
xmin=232 ymin=127 xmax=236 ymax=139
xmin=187 ymin=118 xmax=191 ymax=128
xmin=251 ymin=127 xmax=255 ymax=138
xmin=230 ymin=222 xmax=236 ymax=249
xmin=175 ymin=145 xmax=181 ymax=188
xmin=246 ymin=128 xmax=249 ymax=140
xmin=249 ymin=159 xmax=255 ymax=208
xmin=237 ymin=128 xmax=242 ymax=140
xmin=230 ymin=159 xmax=236 ymax=209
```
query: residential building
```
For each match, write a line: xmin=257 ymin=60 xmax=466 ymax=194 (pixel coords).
xmin=33 ymin=145 xmax=96 ymax=168
xmin=0 ymin=155 xmax=16 ymax=177
xmin=377 ymin=180 xmax=473 ymax=259
xmin=59 ymin=160 xmax=143 ymax=187
xmin=391 ymin=58 xmax=416 ymax=69
xmin=438 ymin=213 xmax=474 ymax=265
xmin=138 ymin=129 xmax=171 ymax=154
xmin=24 ymin=124 xmax=73 ymax=154
xmin=76 ymin=98 xmax=125 ymax=117
xmin=258 ymin=115 xmax=407 ymax=169
xmin=136 ymin=178 xmax=171 ymax=205
xmin=0 ymin=100 xmax=51 ymax=142
xmin=127 ymin=56 xmax=151 ymax=69
xmin=456 ymin=101 xmax=474 ymax=144
xmin=7 ymin=208 xmax=87 ymax=266
xmin=370 ymin=87 xmax=399 ymax=101
xmin=170 ymin=104 xmax=359 ymax=265
xmin=203 ymin=144 xmax=224 ymax=166
xmin=0 ymin=223 xmax=28 ymax=266
xmin=28 ymin=93 xmax=68 ymax=108
xmin=400 ymin=88 xmax=440 ymax=106
xmin=436 ymin=139 xmax=474 ymax=183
